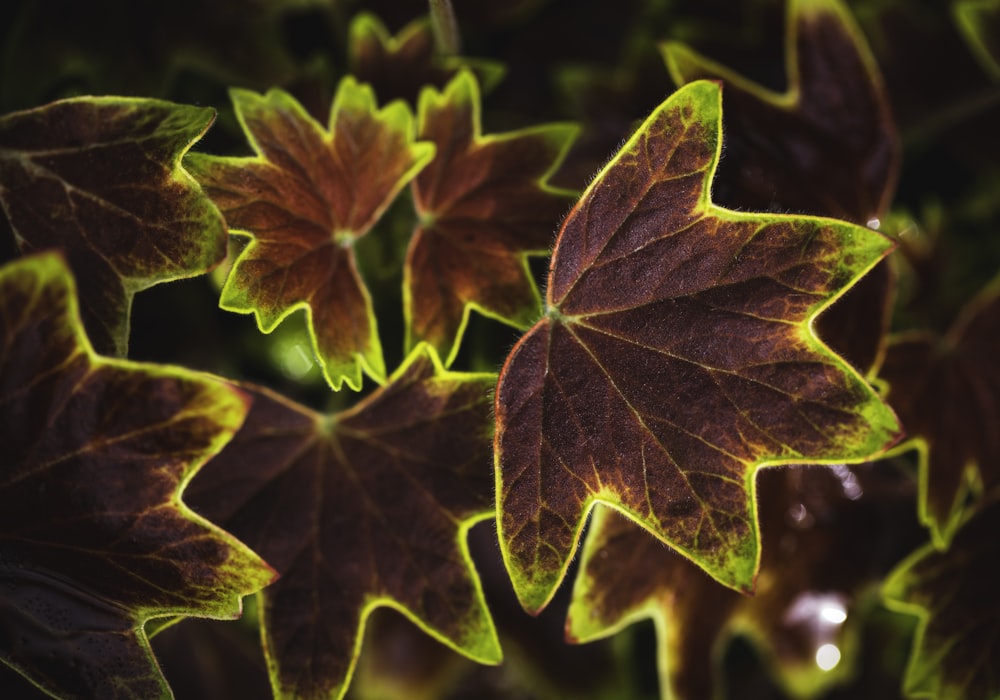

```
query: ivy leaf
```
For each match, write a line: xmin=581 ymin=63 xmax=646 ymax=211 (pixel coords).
xmin=185 ymin=78 xmax=434 ymax=390
xmin=883 ymin=492 xmax=1000 ymax=700
xmin=567 ymin=462 xmax=921 ymax=699
xmin=878 ymin=278 xmax=1000 ymax=544
xmin=661 ymin=0 xmax=900 ymax=224
xmin=186 ymin=347 xmax=501 ymax=700
xmin=663 ymin=0 xmax=901 ymax=376
xmin=0 ymin=96 xmax=228 ymax=357
xmin=955 ymin=0 xmax=1000 ymax=79
xmin=494 ymin=79 xmax=900 ymax=614
xmin=0 ymin=252 xmax=274 ymax=699
xmin=347 ymin=13 xmax=504 ymax=107
xmin=406 ymin=71 xmax=578 ymax=366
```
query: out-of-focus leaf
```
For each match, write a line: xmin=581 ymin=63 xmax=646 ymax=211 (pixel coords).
xmin=406 ymin=71 xmax=577 ymax=365
xmin=663 ymin=0 xmax=901 ymax=375
xmin=0 ymin=252 xmax=274 ymax=699
xmin=186 ymin=78 xmax=434 ymax=390
xmin=662 ymin=0 xmax=900 ymax=224
xmin=493 ymin=79 xmax=900 ymax=614
xmin=0 ymin=0 xmax=328 ymax=110
xmin=955 ymin=0 xmax=1000 ymax=79
xmin=879 ymin=277 xmax=1000 ymax=544
xmin=883 ymin=492 xmax=1000 ymax=700
xmin=186 ymin=347 xmax=500 ymax=700
xmin=0 ymin=96 xmax=227 ymax=356
xmin=568 ymin=462 xmax=922 ymax=699
xmin=347 ymin=13 xmax=504 ymax=107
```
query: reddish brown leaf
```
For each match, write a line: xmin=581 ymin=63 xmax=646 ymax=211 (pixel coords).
xmin=0 ymin=253 xmax=273 ymax=699
xmin=0 ymin=96 xmax=228 ymax=356
xmin=494 ymin=79 xmax=900 ymax=614
xmin=406 ymin=71 xmax=578 ymax=365
xmin=662 ymin=0 xmax=900 ymax=224
xmin=663 ymin=0 xmax=901 ymax=375
xmin=879 ymin=278 xmax=1000 ymax=544
xmin=568 ymin=462 xmax=921 ymax=699
xmin=347 ymin=13 xmax=504 ymax=107
xmin=185 ymin=77 xmax=434 ymax=390
xmin=186 ymin=348 xmax=500 ymax=700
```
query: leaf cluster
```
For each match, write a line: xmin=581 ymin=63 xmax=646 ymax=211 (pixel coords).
xmin=1 ymin=0 xmax=1000 ymax=698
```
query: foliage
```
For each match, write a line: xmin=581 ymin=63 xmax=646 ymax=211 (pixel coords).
xmin=1 ymin=0 xmax=999 ymax=698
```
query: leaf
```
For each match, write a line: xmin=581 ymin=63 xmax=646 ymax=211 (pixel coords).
xmin=661 ymin=0 xmax=900 ymax=225
xmin=663 ymin=0 xmax=901 ymax=375
xmin=883 ymin=492 xmax=1000 ymax=700
xmin=0 ymin=0 xmax=327 ymax=110
xmin=185 ymin=347 xmax=501 ymax=700
xmin=406 ymin=71 xmax=578 ymax=366
xmin=0 ymin=96 xmax=228 ymax=357
xmin=0 ymin=252 xmax=274 ymax=699
xmin=954 ymin=0 xmax=1000 ymax=80
xmin=878 ymin=277 xmax=1000 ymax=545
xmin=567 ymin=462 xmax=922 ymax=699
xmin=493 ymin=79 xmax=900 ymax=614
xmin=185 ymin=78 xmax=435 ymax=391
xmin=347 ymin=13 xmax=504 ymax=107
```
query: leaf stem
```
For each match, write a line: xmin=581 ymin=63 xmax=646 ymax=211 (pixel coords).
xmin=428 ymin=0 xmax=461 ymax=55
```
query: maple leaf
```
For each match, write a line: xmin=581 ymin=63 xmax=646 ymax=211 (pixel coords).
xmin=663 ymin=0 xmax=901 ymax=375
xmin=567 ymin=462 xmax=922 ymax=699
xmin=347 ymin=13 xmax=504 ymax=107
xmin=0 ymin=96 xmax=228 ymax=357
xmin=661 ymin=0 xmax=899 ymax=224
xmin=185 ymin=77 xmax=435 ymax=391
xmin=406 ymin=71 xmax=578 ymax=366
xmin=883 ymin=492 xmax=1000 ymax=700
xmin=185 ymin=347 xmax=500 ymax=700
xmin=493 ymin=79 xmax=900 ymax=614
xmin=878 ymin=277 xmax=1000 ymax=544
xmin=0 ymin=252 xmax=274 ymax=699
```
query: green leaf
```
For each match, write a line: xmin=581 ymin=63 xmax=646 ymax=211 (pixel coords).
xmin=493 ymin=79 xmax=901 ymax=614
xmin=0 ymin=96 xmax=228 ymax=357
xmin=662 ymin=0 xmax=900 ymax=225
xmin=883 ymin=492 xmax=1000 ymax=700
xmin=185 ymin=77 xmax=435 ymax=391
xmin=955 ymin=0 xmax=1000 ymax=79
xmin=347 ymin=13 xmax=504 ymax=107
xmin=185 ymin=347 xmax=500 ymax=700
xmin=879 ymin=276 xmax=1000 ymax=545
xmin=406 ymin=71 xmax=578 ymax=366
xmin=0 ymin=252 xmax=274 ymax=699
xmin=568 ymin=462 xmax=922 ymax=699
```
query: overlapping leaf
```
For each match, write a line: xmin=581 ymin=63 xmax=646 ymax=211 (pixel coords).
xmin=883 ymin=492 xmax=1000 ymax=700
xmin=0 ymin=96 xmax=228 ymax=356
xmin=347 ymin=13 xmax=504 ymax=107
xmin=663 ymin=0 xmax=901 ymax=375
xmin=879 ymin=277 xmax=1000 ymax=544
xmin=568 ymin=462 xmax=922 ymax=699
xmin=185 ymin=347 xmax=500 ymax=700
xmin=494 ymin=79 xmax=900 ymax=614
xmin=406 ymin=71 xmax=577 ymax=365
xmin=0 ymin=253 xmax=274 ymax=699
xmin=185 ymin=78 xmax=434 ymax=390
xmin=662 ymin=0 xmax=899 ymax=224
